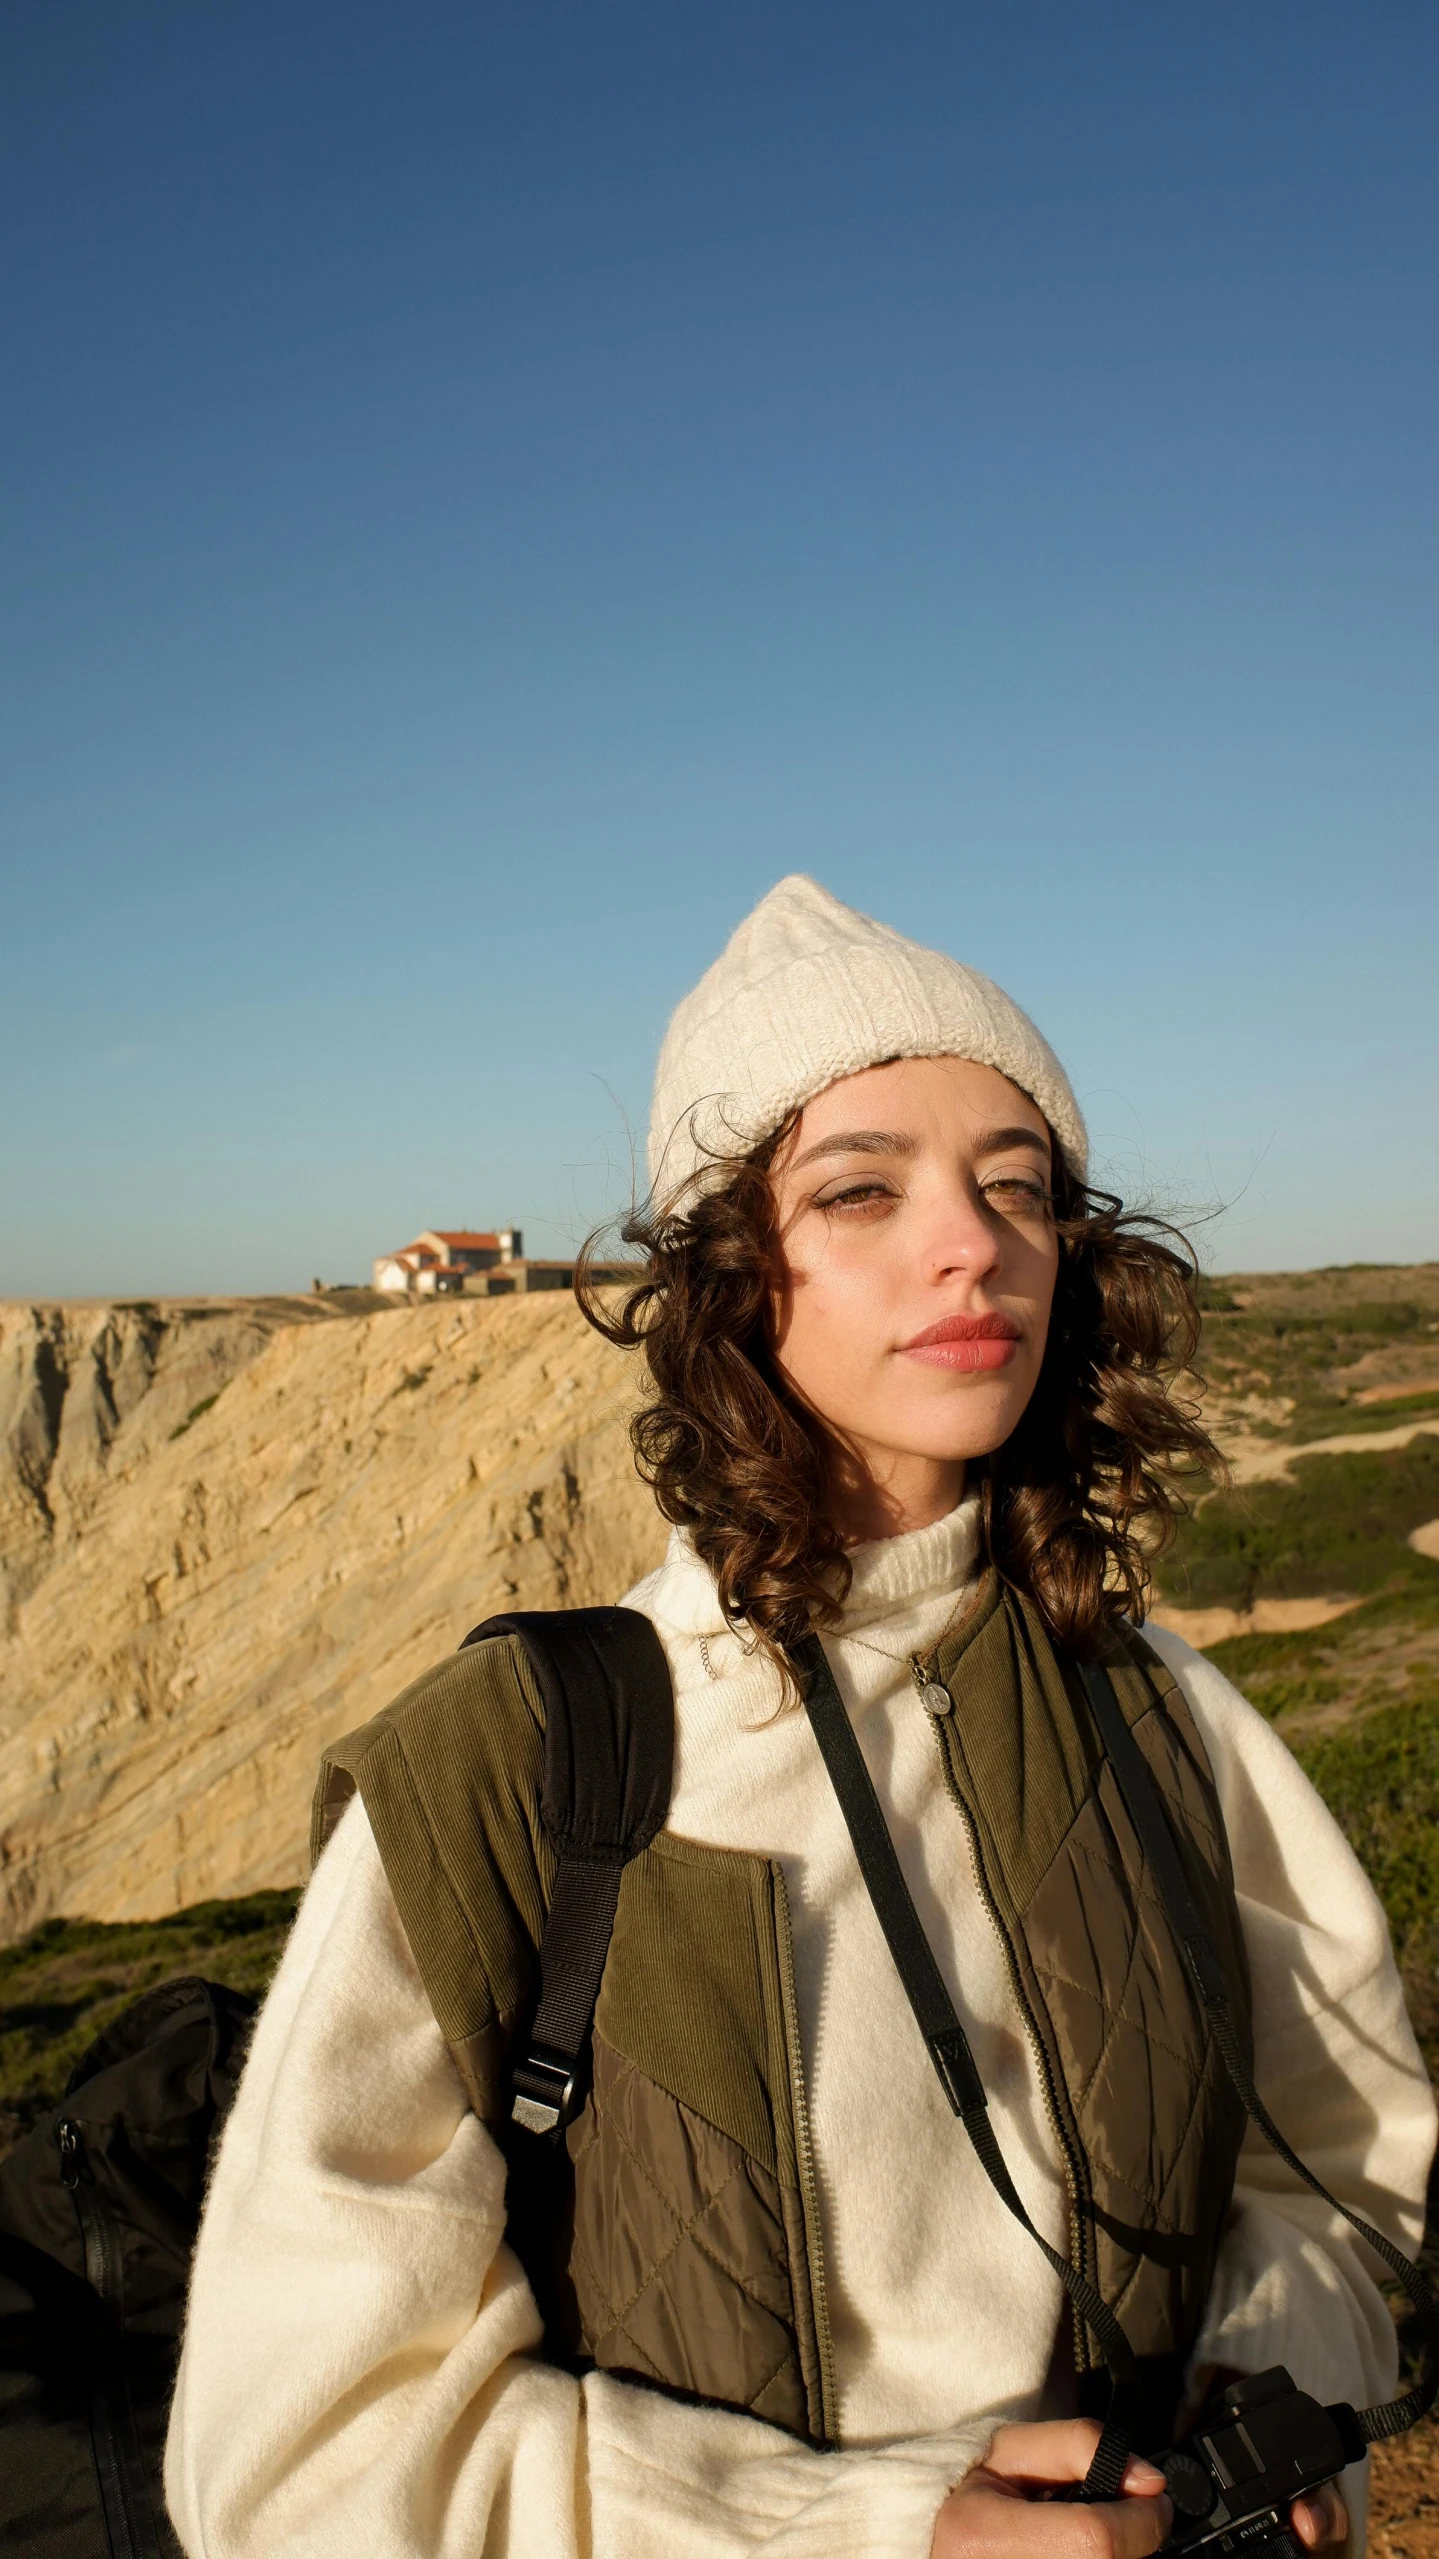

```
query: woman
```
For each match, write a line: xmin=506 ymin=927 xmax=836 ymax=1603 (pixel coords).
xmin=167 ymin=877 xmax=1433 ymax=2559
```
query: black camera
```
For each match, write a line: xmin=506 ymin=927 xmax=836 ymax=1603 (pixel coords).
xmin=1158 ymin=2367 xmax=1366 ymax=2559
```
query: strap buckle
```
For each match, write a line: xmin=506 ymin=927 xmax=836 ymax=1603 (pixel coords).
xmin=511 ymin=2042 xmax=581 ymax=2138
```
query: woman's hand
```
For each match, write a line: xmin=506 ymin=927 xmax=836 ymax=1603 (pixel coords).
xmin=929 ymin=2422 xmax=1171 ymax=2559
xmin=927 ymin=2417 xmax=1349 ymax=2558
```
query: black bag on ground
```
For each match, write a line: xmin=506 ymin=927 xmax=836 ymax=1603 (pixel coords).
xmin=0 ymin=1975 xmax=255 ymax=2559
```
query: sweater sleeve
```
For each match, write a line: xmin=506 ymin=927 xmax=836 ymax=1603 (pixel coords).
xmin=164 ymin=1796 xmax=987 ymax=2559
xmin=1146 ymin=1629 xmax=1437 ymax=2544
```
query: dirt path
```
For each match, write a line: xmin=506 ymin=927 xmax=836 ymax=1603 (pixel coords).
xmin=1223 ymin=1415 xmax=1439 ymax=1486
xmin=1149 ymin=1595 xmax=1363 ymax=1649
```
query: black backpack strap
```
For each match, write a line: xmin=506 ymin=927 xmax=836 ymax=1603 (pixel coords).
xmin=461 ymin=1606 xmax=674 ymax=2139
xmin=1078 ymin=1652 xmax=1438 ymax=2443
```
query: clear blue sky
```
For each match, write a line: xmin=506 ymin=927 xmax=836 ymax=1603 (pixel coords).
xmin=3 ymin=1 xmax=1435 ymax=1295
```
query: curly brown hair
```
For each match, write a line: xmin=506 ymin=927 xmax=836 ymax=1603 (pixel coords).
xmin=577 ymin=1129 xmax=1224 ymax=1665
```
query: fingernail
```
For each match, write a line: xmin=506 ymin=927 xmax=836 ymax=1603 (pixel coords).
xmin=1124 ymin=2456 xmax=1167 ymax=2490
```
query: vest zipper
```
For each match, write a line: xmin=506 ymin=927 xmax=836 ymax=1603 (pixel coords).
xmin=923 ymin=1720 xmax=1103 ymax=2372
xmin=58 ymin=2115 xmax=163 ymax=2559
xmin=770 ymin=1862 xmax=839 ymax=2445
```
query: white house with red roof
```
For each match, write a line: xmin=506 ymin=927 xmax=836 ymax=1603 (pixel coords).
xmin=372 ymin=1229 xmax=520 ymax=1295
xmin=373 ymin=1228 xmax=635 ymax=1300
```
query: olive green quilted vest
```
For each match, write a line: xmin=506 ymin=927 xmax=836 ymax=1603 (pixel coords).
xmin=312 ymin=1571 xmax=1251 ymax=2447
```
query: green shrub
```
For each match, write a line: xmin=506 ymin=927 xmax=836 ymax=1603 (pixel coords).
xmin=1162 ymin=1439 xmax=1439 ymax=1612
xmin=1292 ymin=1689 xmax=1439 ymax=2075
xmin=1295 ymin=1689 xmax=1439 ymax=1954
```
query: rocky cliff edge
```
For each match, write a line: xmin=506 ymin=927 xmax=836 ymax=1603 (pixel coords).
xmin=0 ymin=1296 xmax=664 ymax=1941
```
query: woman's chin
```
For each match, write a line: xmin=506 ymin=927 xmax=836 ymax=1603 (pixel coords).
xmin=897 ymin=1384 xmax=1036 ymax=1464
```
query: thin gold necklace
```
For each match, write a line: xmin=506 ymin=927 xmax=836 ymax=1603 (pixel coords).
xmin=838 ymin=1584 xmax=975 ymax=1718
xmin=696 ymin=1581 xmax=973 ymax=1707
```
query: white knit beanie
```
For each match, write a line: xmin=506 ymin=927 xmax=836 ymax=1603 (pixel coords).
xmin=648 ymin=875 xmax=1087 ymax=1204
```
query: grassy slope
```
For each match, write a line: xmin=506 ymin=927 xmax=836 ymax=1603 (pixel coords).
xmin=0 ymin=1889 xmax=300 ymax=2153
xmin=1158 ymin=1269 xmax=1439 ymax=2069
xmin=1162 ymin=1278 xmax=1439 ymax=2534
xmin=1203 ymin=1589 xmax=1439 ymax=2075
xmin=1162 ymin=1439 xmax=1439 ymax=1613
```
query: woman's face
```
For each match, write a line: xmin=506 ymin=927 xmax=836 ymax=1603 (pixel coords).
xmin=768 ymin=1055 xmax=1060 ymax=1541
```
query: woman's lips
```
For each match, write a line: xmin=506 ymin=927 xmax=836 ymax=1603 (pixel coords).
xmin=899 ymin=1312 xmax=1022 ymax=1372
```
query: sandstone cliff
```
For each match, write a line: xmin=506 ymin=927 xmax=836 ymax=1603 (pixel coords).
xmin=0 ymin=1297 xmax=664 ymax=1941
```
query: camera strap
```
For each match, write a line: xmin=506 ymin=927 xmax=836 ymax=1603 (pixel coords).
xmin=793 ymin=1628 xmax=1436 ymax=2508
xmin=1076 ymin=1653 xmax=1437 ymax=2446
xmin=792 ymin=1633 xmax=1144 ymax=2499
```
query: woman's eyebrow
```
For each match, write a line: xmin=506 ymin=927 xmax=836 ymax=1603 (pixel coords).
xmin=791 ymin=1121 xmax=1051 ymax=1172
xmin=975 ymin=1124 xmax=1051 ymax=1159
xmin=790 ymin=1128 xmax=918 ymax=1169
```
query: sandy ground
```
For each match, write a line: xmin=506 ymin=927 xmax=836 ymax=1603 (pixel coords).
xmin=1370 ymin=2419 xmax=1439 ymax=2559
xmin=1358 ymin=1379 xmax=1439 ymax=1408
xmin=1148 ymin=1596 xmax=1364 ymax=1649
xmin=1224 ymin=1416 xmax=1439 ymax=1487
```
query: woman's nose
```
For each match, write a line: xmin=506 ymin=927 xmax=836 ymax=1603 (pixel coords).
xmin=928 ymin=1187 xmax=1002 ymax=1280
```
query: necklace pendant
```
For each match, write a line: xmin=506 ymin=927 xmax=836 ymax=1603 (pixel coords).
xmin=910 ymin=1657 xmax=953 ymax=1717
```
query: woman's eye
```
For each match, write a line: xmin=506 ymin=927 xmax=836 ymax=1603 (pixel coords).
xmin=981 ymin=1176 xmax=1051 ymax=1213
xmin=815 ymin=1180 xmax=898 ymax=1214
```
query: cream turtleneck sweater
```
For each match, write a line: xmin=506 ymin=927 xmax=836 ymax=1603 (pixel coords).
xmin=166 ymin=1502 xmax=1434 ymax=2559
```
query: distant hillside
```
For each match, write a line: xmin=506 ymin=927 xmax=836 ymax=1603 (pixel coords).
xmin=1192 ymin=1262 xmax=1439 ymax=1455
xmin=1149 ymin=1261 xmax=1439 ymax=1644
xmin=0 ymin=1293 xmax=663 ymax=1942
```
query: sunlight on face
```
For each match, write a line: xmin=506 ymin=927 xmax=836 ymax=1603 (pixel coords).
xmin=768 ymin=1056 xmax=1060 ymax=1543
